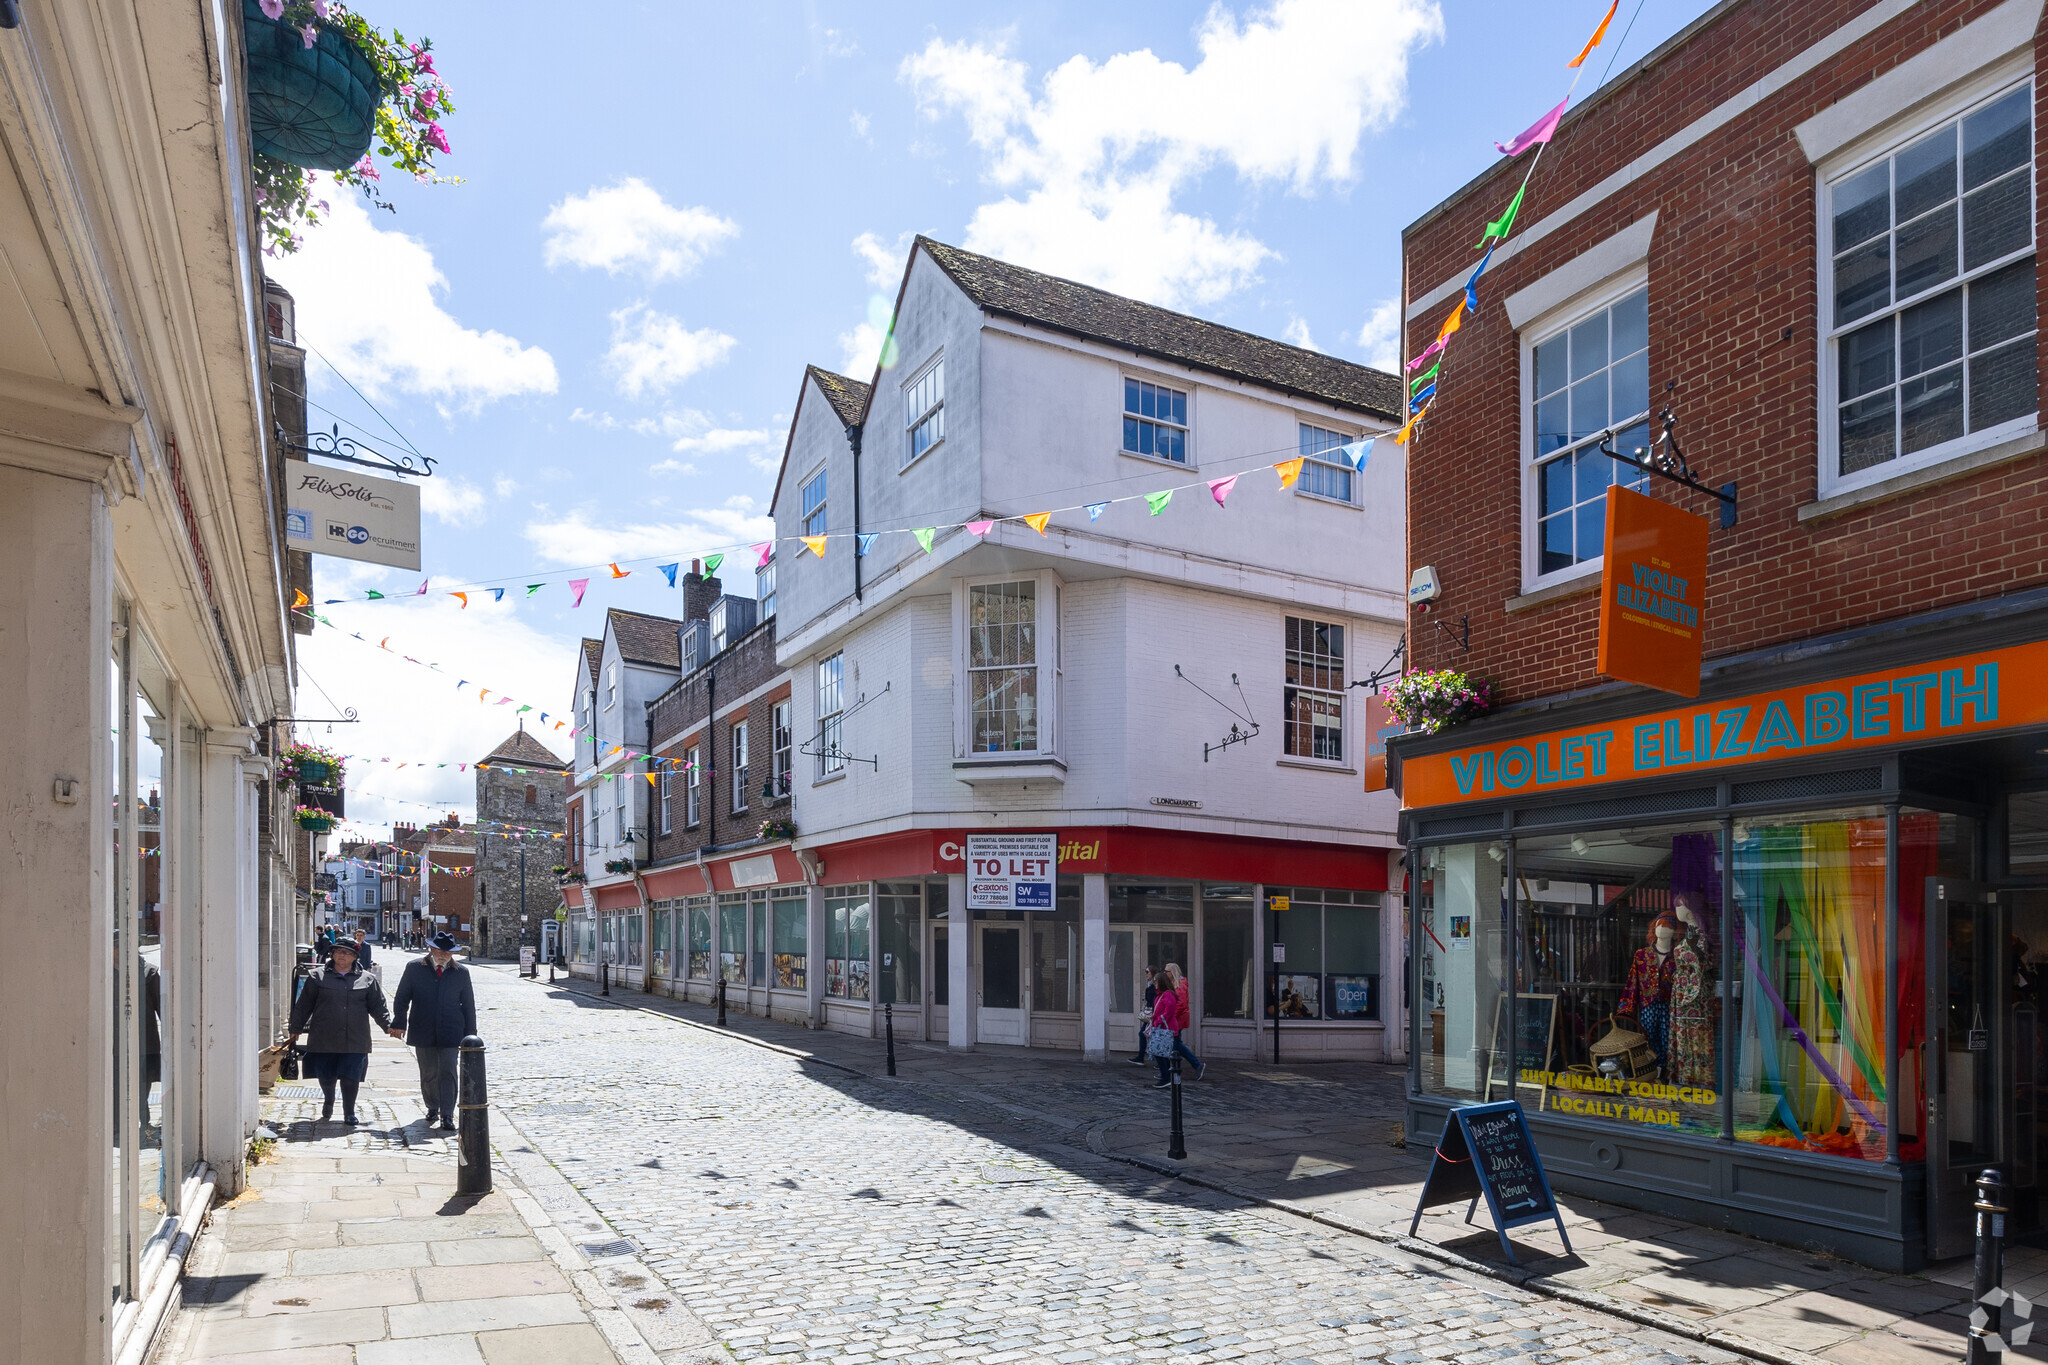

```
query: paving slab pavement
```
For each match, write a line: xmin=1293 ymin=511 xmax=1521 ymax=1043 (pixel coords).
xmin=508 ymin=962 xmax=2045 ymax=1365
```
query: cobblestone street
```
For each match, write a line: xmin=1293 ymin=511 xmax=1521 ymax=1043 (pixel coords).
xmin=471 ymin=967 xmax=1738 ymax=1365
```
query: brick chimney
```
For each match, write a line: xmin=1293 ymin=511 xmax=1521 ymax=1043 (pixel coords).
xmin=682 ymin=556 xmax=723 ymax=624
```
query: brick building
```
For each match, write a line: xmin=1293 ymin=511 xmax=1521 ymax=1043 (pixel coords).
xmin=1392 ymin=0 xmax=2048 ymax=1270
xmin=472 ymin=727 xmax=568 ymax=960
xmin=393 ymin=817 xmax=474 ymax=946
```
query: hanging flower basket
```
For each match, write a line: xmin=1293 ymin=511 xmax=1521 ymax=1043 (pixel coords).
xmin=758 ymin=817 xmax=797 ymax=842
xmin=243 ymin=0 xmax=382 ymax=171
xmin=281 ymin=740 xmax=344 ymax=787
xmin=1383 ymin=670 xmax=1496 ymax=736
xmin=603 ymin=857 xmax=635 ymax=876
xmin=295 ymin=806 xmax=338 ymax=833
xmin=562 ymin=871 xmax=587 ymax=884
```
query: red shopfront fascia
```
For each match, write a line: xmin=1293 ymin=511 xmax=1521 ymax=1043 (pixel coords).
xmin=814 ymin=827 xmax=1387 ymax=892
xmin=639 ymin=845 xmax=807 ymax=900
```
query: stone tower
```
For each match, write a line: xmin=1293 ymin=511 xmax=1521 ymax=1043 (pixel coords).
xmin=472 ymin=725 xmax=568 ymax=960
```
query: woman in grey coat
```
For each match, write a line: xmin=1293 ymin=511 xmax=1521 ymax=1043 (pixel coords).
xmin=286 ymin=940 xmax=399 ymax=1124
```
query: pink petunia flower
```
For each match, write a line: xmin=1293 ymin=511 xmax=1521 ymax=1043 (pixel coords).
xmin=301 ymin=23 xmax=317 ymax=47
xmin=259 ymin=0 xmax=282 ymax=17
xmin=311 ymin=0 xmax=328 ymax=15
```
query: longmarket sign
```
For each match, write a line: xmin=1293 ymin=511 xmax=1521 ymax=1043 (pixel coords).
xmin=1403 ymin=642 xmax=2035 ymax=809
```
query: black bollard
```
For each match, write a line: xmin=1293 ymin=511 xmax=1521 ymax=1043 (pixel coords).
xmin=717 ymin=978 xmax=727 ymax=1028
xmin=601 ymin=961 xmax=610 ymax=996
xmin=456 ymin=1034 xmax=492 ymax=1195
xmin=1167 ymin=1059 xmax=1187 ymax=1160
xmin=1968 ymin=1168 xmax=2009 ymax=1365
xmin=885 ymin=1002 xmax=897 ymax=1077
xmin=548 ymin=955 xmax=556 ymax=984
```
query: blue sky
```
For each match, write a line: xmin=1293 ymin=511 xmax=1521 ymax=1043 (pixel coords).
xmin=278 ymin=0 xmax=1716 ymax=835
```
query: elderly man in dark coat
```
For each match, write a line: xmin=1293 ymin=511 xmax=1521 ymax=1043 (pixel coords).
xmin=391 ymin=931 xmax=477 ymax=1131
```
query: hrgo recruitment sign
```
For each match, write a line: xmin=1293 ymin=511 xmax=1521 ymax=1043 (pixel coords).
xmin=285 ymin=461 xmax=423 ymax=571
xmin=965 ymin=833 xmax=1055 ymax=910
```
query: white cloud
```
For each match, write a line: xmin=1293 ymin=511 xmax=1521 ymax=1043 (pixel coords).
xmin=633 ymin=408 xmax=785 ymax=473
xmin=541 ymin=179 xmax=739 ymax=282
xmin=605 ymin=304 xmax=736 ymax=398
xmin=269 ymin=191 xmax=557 ymax=411
xmin=901 ymin=0 xmax=1442 ymax=309
xmin=850 ymin=110 xmax=872 ymax=141
xmin=852 ymin=230 xmax=915 ymax=289
xmin=420 ymin=477 xmax=487 ymax=525
xmin=1283 ymin=316 xmax=1319 ymax=352
xmin=1355 ymin=297 xmax=1401 ymax=372
xmin=492 ymin=476 xmax=520 ymax=499
xmin=838 ymin=320 xmax=886 ymax=377
xmin=523 ymin=500 xmax=775 ymax=568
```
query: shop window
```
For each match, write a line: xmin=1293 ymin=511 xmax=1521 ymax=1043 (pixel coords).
xmin=715 ymin=893 xmax=744 ymax=983
xmin=1202 ymin=886 xmax=1255 ymax=1019
xmin=623 ymin=913 xmax=643 ymax=969
xmin=1526 ymin=286 xmax=1652 ymax=586
xmin=651 ymin=903 xmax=672 ymax=977
xmin=1283 ymin=617 xmax=1345 ymax=762
xmin=1109 ymin=882 xmax=1195 ymax=923
xmin=1825 ymin=84 xmax=2036 ymax=494
xmin=772 ymin=891 xmax=808 ymax=989
xmin=750 ymin=892 xmax=770 ymax=986
xmin=1264 ymin=888 xmax=1380 ymax=1021
xmin=826 ymin=885 xmax=871 ymax=999
xmin=877 ymin=883 xmax=923 ymax=1006
xmin=1033 ymin=881 xmax=1082 ymax=1013
xmin=687 ymin=901 xmax=712 ymax=980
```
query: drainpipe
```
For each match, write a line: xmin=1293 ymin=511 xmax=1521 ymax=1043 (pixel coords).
xmin=848 ymin=423 xmax=864 ymax=603
xmin=704 ymin=669 xmax=716 ymax=851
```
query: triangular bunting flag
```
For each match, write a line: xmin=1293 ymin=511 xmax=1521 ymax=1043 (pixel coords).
xmin=645 ymin=773 xmax=657 ymax=786
xmin=452 ymin=592 xmax=469 ymax=609
xmin=966 ymin=520 xmax=994 ymax=536
xmin=292 ymin=589 xmax=309 ymax=609
xmin=802 ymin=535 xmax=828 ymax=558
xmin=703 ymin=552 xmax=725 ymax=575
xmin=1085 ymin=502 xmax=1109 ymax=522
xmin=1411 ymin=360 xmax=1441 ymax=392
xmin=1478 ymin=182 xmax=1527 ymax=247
xmin=913 ymin=527 xmax=936 ymax=554
xmin=366 ymin=590 xmax=385 ymax=600
xmin=457 ymin=680 xmax=469 ymax=691
xmin=517 ymin=704 xmax=532 ymax=713
xmin=1275 ymin=458 xmax=1305 ymax=490
xmin=526 ymin=584 xmax=542 ymax=596
xmin=1410 ymin=382 xmax=1436 ymax=411
xmin=490 ymin=588 xmax=505 ymax=601
xmin=856 ymin=532 xmax=879 ymax=556
xmin=657 ymin=563 xmax=678 ymax=587
xmin=1207 ymin=475 xmax=1239 ymax=507
xmin=1022 ymin=512 xmax=1052 ymax=536
xmin=478 ymin=689 xmax=491 ymax=701
xmin=1351 ymin=438 xmax=1376 ymax=471
xmin=1145 ymin=490 xmax=1173 ymax=516
xmin=1497 ymin=97 xmax=1567 ymax=157
xmin=609 ymin=562 xmax=630 ymax=578
xmin=1466 ymin=241 xmax=1498 ymax=316
xmin=1568 ymin=0 xmax=1619 ymax=67
xmin=569 ymin=578 xmax=589 ymax=607
xmin=753 ymin=541 xmax=774 ymax=568
xmin=415 ymin=581 xmax=429 ymax=595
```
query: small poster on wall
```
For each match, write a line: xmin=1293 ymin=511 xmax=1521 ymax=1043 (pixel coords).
xmin=1268 ymin=973 xmax=1320 ymax=1019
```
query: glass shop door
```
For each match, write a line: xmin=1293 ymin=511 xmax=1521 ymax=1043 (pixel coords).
xmin=1926 ymin=879 xmax=2012 ymax=1261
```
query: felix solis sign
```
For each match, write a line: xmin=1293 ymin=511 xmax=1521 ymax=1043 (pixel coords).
xmin=966 ymin=833 xmax=1055 ymax=910
xmin=284 ymin=461 xmax=422 ymax=571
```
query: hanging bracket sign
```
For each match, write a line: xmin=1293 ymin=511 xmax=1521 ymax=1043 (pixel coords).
xmin=1596 ymin=485 xmax=1709 ymax=698
xmin=1407 ymin=1100 xmax=1572 ymax=1266
xmin=285 ymin=460 xmax=423 ymax=571
xmin=965 ymin=832 xmax=1055 ymax=910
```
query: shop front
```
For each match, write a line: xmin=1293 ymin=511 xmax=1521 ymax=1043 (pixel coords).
xmin=1395 ymin=618 xmax=2048 ymax=1271
xmin=809 ymin=827 xmax=1395 ymax=1059
xmin=641 ymin=844 xmax=810 ymax=1025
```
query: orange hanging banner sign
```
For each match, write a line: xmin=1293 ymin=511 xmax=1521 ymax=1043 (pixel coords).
xmin=1596 ymin=486 xmax=1709 ymax=698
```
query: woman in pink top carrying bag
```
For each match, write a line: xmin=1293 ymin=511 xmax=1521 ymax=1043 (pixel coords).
xmin=1146 ymin=964 xmax=1205 ymax=1086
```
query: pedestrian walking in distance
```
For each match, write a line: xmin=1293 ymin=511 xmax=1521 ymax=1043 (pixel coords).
xmin=1130 ymin=965 xmax=1160 ymax=1065
xmin=1147 ymin=963 xmax=1205 ymax=1087
xmin=351 ymin=926 xmax=376 ymax=976
xmin=286 ymin=939 xmax=400 ymax=1125
xmin=392 ymin=931 xmax=477 ymax=1132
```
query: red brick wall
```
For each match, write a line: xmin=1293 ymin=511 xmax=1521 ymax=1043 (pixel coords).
xmin=646 ymin=624 xmax=792 ymax=862
xmin=1402 ymin=0 xmax=2046 ymax=705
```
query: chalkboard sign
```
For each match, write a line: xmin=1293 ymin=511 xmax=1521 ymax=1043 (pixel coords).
xmin=1407 ymin=1100 xmax=1572 ymax=1266
xmin=1484 ymin=994 xmax=1558 ymax=1107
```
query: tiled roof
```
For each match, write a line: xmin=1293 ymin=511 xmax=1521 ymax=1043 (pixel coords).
xmin=916 ymin=237 xmax=1401 ymax=421
xmin=580 ymin=638 xmax=602 ymax=685
xmin=807 ymin=365 xmax=870 ymax=427
xmin=608 ymin=608 xmax=682 ymax=669
xmin=482 ymin=729 xmax=567 ymax=768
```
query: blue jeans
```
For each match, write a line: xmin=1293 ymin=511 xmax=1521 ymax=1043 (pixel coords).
xmin=1154 ymin=1032 xmax=1201 ymax=1081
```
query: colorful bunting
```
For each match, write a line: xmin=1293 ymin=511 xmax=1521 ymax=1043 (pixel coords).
xmin=607 ymin=563 xmax=629 ymax=578
xmin=966 ymin=520 xmax=994 ymax=536
xmin=703 ymin=552 xmax=725 ymax=575
xmin=1207 ymin=474 xmax=1239 ymax=507
xmin=1466 ymin=241 xmax=1497 ymax=316
xmin=490 ymin=588 xmax=505 ymax=602
xmin=366 ymin=590 xmax=385 ymax=600
xmin=657 ymin=563 xmax=678 ymax=587
xmin=568 ymin=578 xmax=589 ymax=608
xmin=1351 ymin=439 xmax=1376 ymax=472
xmin=1145 ymin=490 xmax=1173 ymax=516
xmin=292 ymin=589 xmax=309 ymax=609
xmin=1497 ymin=97 xmax=1567 ymax=157
xmin=857 ymin=532 xmax=879 ymax=556
xmin=1411 ymin=361 xmax=1441 ymax=392
xmin=752 ymin=541 xmax=773 ymax=568
xmin=526 ymin=584 xmax=542 ymax=596
xmin=1568 ymin=0 xmax=1619 ymax=68
xmin=1408 ymin=334 xmax=1449 ymax=372
xmin=1085 ymin=503 xmax=1109 ymax=522
xmin=451 ymin=592 xmax=469 ymax=609
xmin=802 ymin=535 xmax=828 ymax=558
xmin=1410 ymin=382 xmax=1436 ymax=411
xmin=1478 ymin=182 xmax=1527 ymax=246
xmin=1022 ymin=512 xmax=1052 ymax=536
xmin=914 ymin=527 xmax=936 ymax=554
xmin=1275 ymin=458 xmax=1305 ymax=490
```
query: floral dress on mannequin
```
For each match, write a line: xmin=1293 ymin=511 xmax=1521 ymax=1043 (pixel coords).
xmin=1668 ymin=895 xmax=1716 ymax=1087
xmin=1617 ymin=913 xmax=1681 ymax=1075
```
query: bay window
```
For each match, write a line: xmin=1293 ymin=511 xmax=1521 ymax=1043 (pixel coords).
xmin=958 ymin=573 xmax=1061 ymax=760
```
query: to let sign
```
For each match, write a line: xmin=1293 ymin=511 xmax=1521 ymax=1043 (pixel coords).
xmin=966 ymin=833 xmax=1055 ymax=910
xmin=1597 ymin=485 xmax=1708 ymax=698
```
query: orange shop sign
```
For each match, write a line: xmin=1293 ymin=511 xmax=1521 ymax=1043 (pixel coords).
xmin=1402 ymin=640 xmax=2035 ymax=808
xmin=1596 ymin=486 xmax=1709 ymax=698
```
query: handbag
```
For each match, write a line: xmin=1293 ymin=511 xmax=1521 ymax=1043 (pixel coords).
xmin=1146 ymin=1027 xmax=1176 ymax=1058
xmin=278 ymin=1044 xmax=300 ymax=1080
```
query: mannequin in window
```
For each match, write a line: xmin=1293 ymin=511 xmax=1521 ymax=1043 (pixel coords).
xmin=1668 ymin=893 xmax=1716 ymax=1087
xmin=1617 ymin=913 xmax=1680 ymax=1075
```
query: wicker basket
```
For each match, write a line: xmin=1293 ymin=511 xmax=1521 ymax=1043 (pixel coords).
xmin=1587 ymin=1014 xmax=1658 ymax=1077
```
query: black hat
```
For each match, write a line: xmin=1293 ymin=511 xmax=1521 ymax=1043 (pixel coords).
xmin=429 ymin=931 xmax=458 ymax=952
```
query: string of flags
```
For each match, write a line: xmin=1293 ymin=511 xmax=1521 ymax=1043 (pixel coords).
xmin=288 ymin=432 xmax=1385 ymax=615
xmin=1398 ymin=0 xmax=1619 ymax=450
